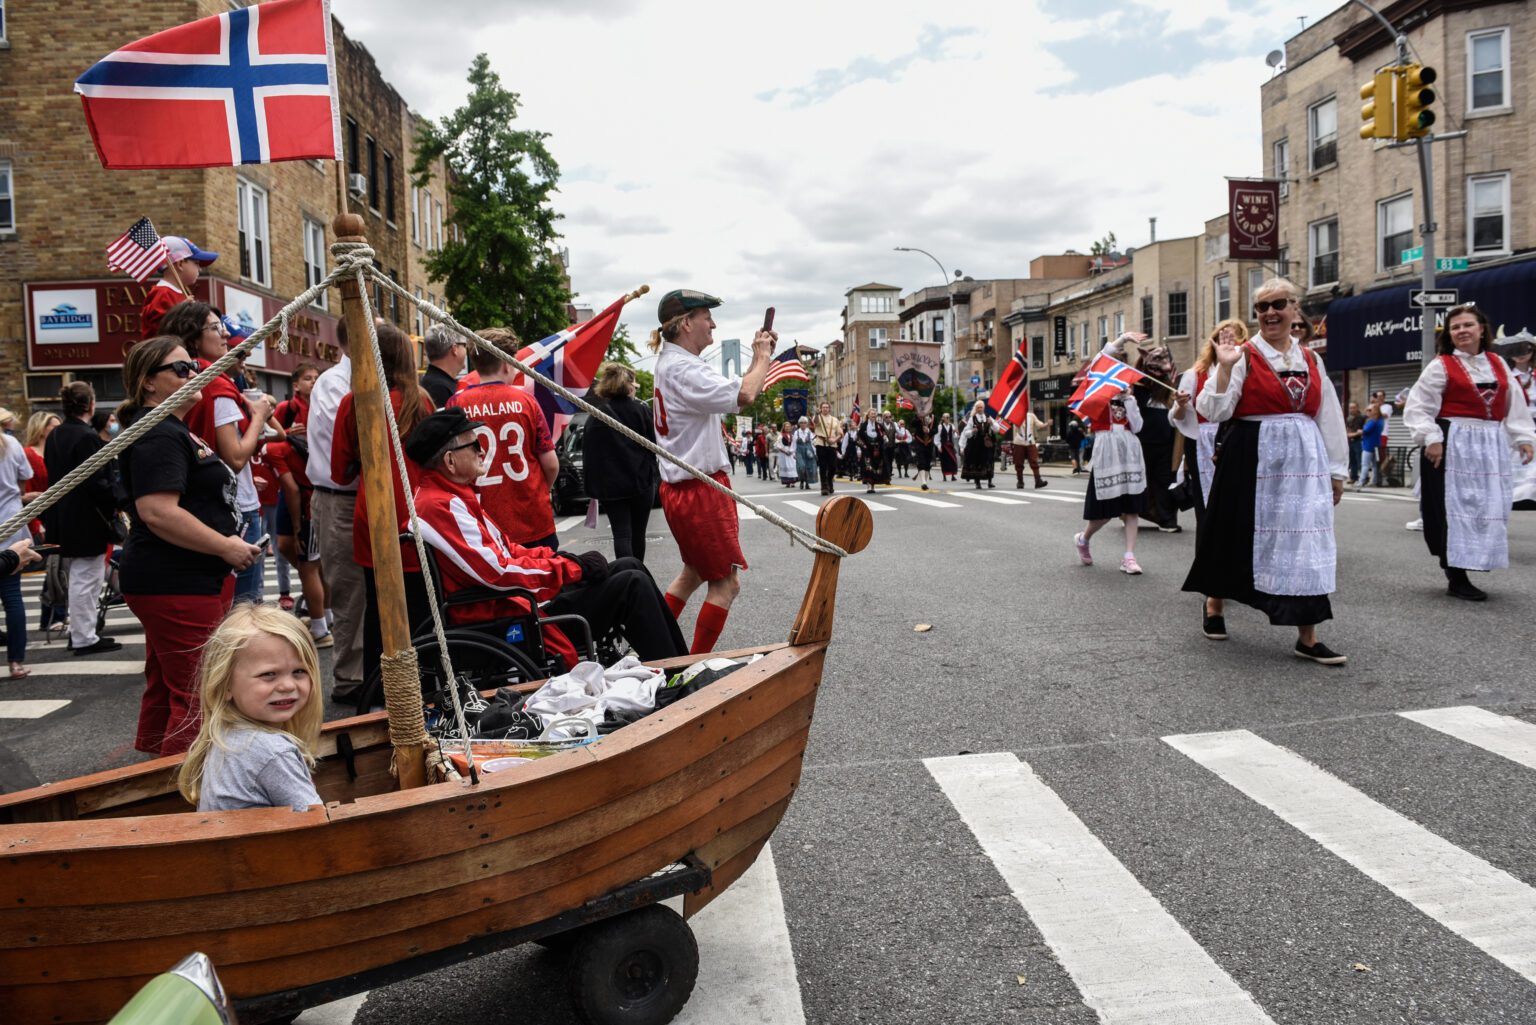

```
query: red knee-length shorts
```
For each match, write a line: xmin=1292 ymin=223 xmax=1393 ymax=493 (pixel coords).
xmin=659 ymin=471 xmax=748 ymax=582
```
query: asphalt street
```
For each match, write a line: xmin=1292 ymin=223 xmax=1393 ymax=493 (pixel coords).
xmin=3 ymin=460 xmax=1535 ymax=1025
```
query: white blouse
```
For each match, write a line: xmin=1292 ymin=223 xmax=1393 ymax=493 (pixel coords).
xmin=1171 ymin=369 xmax=1202 ymax=441
xmin=1402 ymin=350 xmax=1536 ymax=448
xmin=1195 ymin=337 xmax=1350 ymax=479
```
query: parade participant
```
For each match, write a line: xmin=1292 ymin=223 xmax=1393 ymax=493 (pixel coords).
xmin=118 ymin=337 xmax=260 ymax=755
xmin=879 ymin=410 xmax=899 ymax=481
xmin=650 ymin=289 xmax=775 ymax=654
xmin=264 ymin=432 xmax=330 ymax=647
xmin=407 ymin=409 xmax=687 ymax=661
xmin=583 ymin=363 xmax=660 ymax=562
xmin=1132 ymin=344 xmax=1181 ymax=531
xmin=912 ymin=412 xmax=936 ymax=491
xmin=741 ymin=428 xmax=756 ymax=478
xmin=448 ymin=327 xmax=560 ymax=549
xmin=139 ymin=237 xmax=218 ymax=339
xmin=753 ymin=425 xmax=771 ymax=481
xmin=1011 ymin=407 xmax=1049 ymax=489
xmin=793 ymin=416 xmax=818 ymax=491
xmin=858 ymin=412 xmax=891 ymax=494
xmin=893 ymin=417 xmax=913 ymax=479
xmin=1182 ymin=278 xmax=1349 ymax=664
xmin=420 ymin=324 xmax=468 ymax=409
xmin=1501 ymin=338 xmax=1536 ymax=508
xmin=1065 ymin=416 xmax=1085 ymax=474
xmin=776 ymin=423 xmax=798 ymax=488
xmin=1403 ymin=303 xmax=1536 ymax=600
xmin=937 ymin=412 xmax=959 ymax=481
xmin=1072 ymin=389 xmax=1147 ymax=574
xmin=959 ymin=401 xmax=998 ymax=489
xmin=177 ymin=604 xmax=323 ymax=813
xmin=838 ymin=415 xmax=859 ymax=479
xmin=813 ymin=401 xmax=842 ymax=496
xmin=1172 ymin=319 xmax=1247 ymax=511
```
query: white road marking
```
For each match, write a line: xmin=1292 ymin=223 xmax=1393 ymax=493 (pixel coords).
xmin=784 ymin=500 xmax=824 ymax=516
xmin=1341 ymin=496 xmax=1380 ymax=503
xmin=861 ymin=500 xmax=895 ymax=511
xmin=1398 ymin=706 xmax=1536 ymax=772
xmin=738 ymin=505 xmax=760 ymax=520
xmin=888 ymin=494 xmax=963 ymax=508
xmin=555 ymin=516 xmax=586 ymax=532
xmin=925 ymin=752 xmax=1276 ymax=1025
xmin=23 ymin=660 xmax=144 ymax=677
xmin=0 ymin=699 xmax=71 ymax=719
xmin=1165 ymin=729 xmax=1536 ymax=984
xmin=949 ymin=491 xmax=1030 ymax=506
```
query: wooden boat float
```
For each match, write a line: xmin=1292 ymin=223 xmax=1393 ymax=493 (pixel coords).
xmin=0 ymin=495 xmax=872 ymax=1024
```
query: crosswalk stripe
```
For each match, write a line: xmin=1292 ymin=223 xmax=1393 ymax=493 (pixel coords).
xmin=949 ymin=491 xmax=1030 ymax=506
xmin=1164 ymin=729 xmax=1536 ymax=984
xmin=1398 ymin=706 xmax=1536 ymax=772
xmin=887 ymin=494 xmax=963 ymax=508
xmin=24 ymin=660 xmax=143 ymax=677
xmin=1341 ymin=496 xmax=1380 ymax=503
xmin=926 ymin=752 xmax=1277 ymax=1025
xmin=861 ymin=500 xmax=895 ymax=511
xmin=784 ymin=500 xmax=823 ymax=515
xmin=737 ymin=505 xmax=760 ymax=520
xmin=0 ymin=699 xmax=71 ymax=719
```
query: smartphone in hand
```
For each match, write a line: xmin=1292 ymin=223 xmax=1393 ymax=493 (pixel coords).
xmin=762 ymin=307 xmax=776 ymax=333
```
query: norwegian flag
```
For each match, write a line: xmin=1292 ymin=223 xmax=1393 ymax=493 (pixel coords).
xmin=513 ymin=297 xmax=624 ymax=442
xmin=986 ymin=343 xmax=1031 ymax=426
xmin=106 ymin=217 xmax=169 ymax=283
xmin=763 ymin=346 xmax=810 ymax=388
xmin=74 ymin=0 xmax=340 ymax=170
xmin=1067 ymin=351 xmax=1146 ymax=421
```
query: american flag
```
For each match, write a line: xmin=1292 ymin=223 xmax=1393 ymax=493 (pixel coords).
xmin=763 ymin=345 xmax=809 ymax=388
xmin=106 ymin=217 xmax=169 ymax=283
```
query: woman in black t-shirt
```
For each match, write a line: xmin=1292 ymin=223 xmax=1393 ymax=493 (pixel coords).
xmin=118 ymin=337 xmax=262 ymax=757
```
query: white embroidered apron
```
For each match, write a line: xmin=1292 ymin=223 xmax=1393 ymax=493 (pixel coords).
xmin=1196 ymin=421 xmax=1219 ymax=505
xmin=1444 ymin=417 xmax=1511 ymax=571
xmin=1250 ymin=413 xmax=1335 ymax=596
xmin=1090 ymin=426 xmax=1146 ymax=501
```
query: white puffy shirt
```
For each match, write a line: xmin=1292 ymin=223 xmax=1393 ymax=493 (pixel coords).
xmin=653 ymin=342 xmax=741 ymax=484
xmin=305 ymin=355 xmax=354 ymax=491
xmin=1402 ymin=350 xmax=1536 ymax=448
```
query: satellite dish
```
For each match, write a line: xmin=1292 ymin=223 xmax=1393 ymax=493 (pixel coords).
xmin=1265 ymin=49 xmax=1284 ymax=68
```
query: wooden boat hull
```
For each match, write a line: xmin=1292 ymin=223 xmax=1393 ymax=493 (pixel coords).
xmin=0 ymin=641 xmax=823 ymax=1024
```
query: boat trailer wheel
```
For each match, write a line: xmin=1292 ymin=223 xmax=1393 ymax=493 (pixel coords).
xmin=566 ymin=904 xmax=699 ymax=1025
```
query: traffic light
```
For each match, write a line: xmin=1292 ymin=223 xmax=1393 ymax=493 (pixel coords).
xmin=1359 ymin=69 xmax=1397 ymax=140
xmin=1398 ymin=64 xmax=1437 ymax=139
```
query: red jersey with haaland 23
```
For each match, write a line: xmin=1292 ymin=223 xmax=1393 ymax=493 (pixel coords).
xmin=448 ymin=381 xmax=557 ymax=547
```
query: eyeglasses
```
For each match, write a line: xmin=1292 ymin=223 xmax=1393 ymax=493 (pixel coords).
xmin=1253 ymin=298 xmax=1293 ymax=313
xmin=446 ymin=439 xmax=481 ymax=455
xmin=150 ymin=360 xmax=197 ymax=379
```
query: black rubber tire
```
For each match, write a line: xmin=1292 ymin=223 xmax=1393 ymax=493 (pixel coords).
xmin=566 ymin=905 xmax=698 ymax=1025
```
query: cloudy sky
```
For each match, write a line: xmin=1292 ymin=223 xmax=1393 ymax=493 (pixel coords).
xmin=331 ymin=0 xmax=1338 ymax=355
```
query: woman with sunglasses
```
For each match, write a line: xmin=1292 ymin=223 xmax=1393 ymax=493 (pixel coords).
xmin=118 ymin=336 xmax=262 ymax=756
xmin=1183 ymin=279 xmax=1350 ymax=665
xmin=1403 ymin=303 xmax=1536 ymax=600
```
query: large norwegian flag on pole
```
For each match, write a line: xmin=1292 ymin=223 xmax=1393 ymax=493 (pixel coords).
xmin=1067 ymin=351 xmax=1146 ymax=421
xmin=74 ymin=0 xmax=340 ymax=169
xmin=512 ymin=297 xmax=625 ymax=442
xmin=985 ymin=343 xmax=1031 ymax=426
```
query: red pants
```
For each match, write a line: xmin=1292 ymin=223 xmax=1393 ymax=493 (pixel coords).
xmin=126 ymin=577 xmax=234 ymax=757
xmin=1012 ymin=443 xmax=1041 ymax=483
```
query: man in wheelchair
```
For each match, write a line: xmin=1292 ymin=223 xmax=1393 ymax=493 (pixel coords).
xmin=405 ymin=409 xmax=688 ymax=663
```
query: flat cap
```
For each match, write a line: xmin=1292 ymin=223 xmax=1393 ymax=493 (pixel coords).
xmin=657 ymin=289 xmax=722 ymax=324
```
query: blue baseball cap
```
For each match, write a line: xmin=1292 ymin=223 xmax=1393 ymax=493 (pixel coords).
xmin=164 ymin=236 xmax=219 ymax=265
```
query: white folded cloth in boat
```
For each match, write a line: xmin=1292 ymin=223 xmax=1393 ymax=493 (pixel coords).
xmin=525 ymin=656 xmax=664 ymax=737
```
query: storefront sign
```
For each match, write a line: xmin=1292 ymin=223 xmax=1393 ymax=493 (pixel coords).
xmin=25 ymin=279 xmax=211 ymax=369
xmin=1031 ymin=372 xmax=1075 ymax=401
xmin=1228 ymin=179 xmax=1281 ymax=260
xmin=1053 ymin=316 xmax=1067 ymax=356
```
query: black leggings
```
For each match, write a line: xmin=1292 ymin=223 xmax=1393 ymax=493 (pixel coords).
xmin=602 ymin=496 xmax=652 ymax=563
xmin=546 ymin=557 xmax=686 ymax=661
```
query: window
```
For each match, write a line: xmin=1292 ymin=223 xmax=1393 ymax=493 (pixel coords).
xmin=1468 ymin=173 xmax=1510 ymax=255
xmin=1468 ymin=29 xmax=1510 ymax=112
xmin=1274 ymin=139 xmax=1290 ymax=199
xmin=1308 ymin=97 xmax=1337 ymax=171
xmin=434 ymin=201 xmax=444 ymax=252
xmin=1309 ymin=218 xmax=1339 ymax=287
xmin=302 ymin=216 xmax=327 ymax=309
xmin=1378 ymin=193 xmax=1414 ymax=271
xmin=410 ymin=186 xmax=419 ymax=243
xmin=932 ymin=316 xmax=944 ymax=345
xmin=870 ymin=361 xmax=889 ymax=383
xmin=1215 ymin=274 xmax=1231 ymax=322
xmin=1277 ymin=246 xmax=1290 ymax=280
xmin=868 ymin=327 xmax=888 ymax=348
xmin=1247 ymin=267 xmax=1265 ymax=307
xmin=345 ymin=117 xmax=359 ymax=175
xmin=1097 ymin=316 xmax=1108 ymax=348
xmin=1030 ymin=336 xmax=1045 ymax=370
xmin=235 ymin=177 xmax=270 ymax=287
xmin=1140 ymin=295 xmax=1154 ymax=336
xmin=0 ymin=161 xmax=13 ymax=234
xmin=859 ymin=295 xmax=893 ymax=314
xmin=1068 ymin=323 xmax=1076 ymax=355
xmin=1080 ymin=320 xmax=1090 ymax=356
xmin=365 ymin=136 xmax=379 ymax=211
xmin=1167 ymin=292 xmax=1189 ymax=337
xmin=388 ymin=270 xmax=400 ymax=324
xmin=414 ymin=288 xmax=425 ymax=335
xmin=383 ymin=152 xmax=396 ymax=224
xmin=0 ymin=1 xmax=7 ymax=43
xmin=1114 ymin=312 xmax=1124 ymax=336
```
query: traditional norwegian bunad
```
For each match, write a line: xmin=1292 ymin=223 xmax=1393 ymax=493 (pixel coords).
xmin=1510 ymin=357 xmax=1536 ymax=507
xmin=1403 ymin=349 xmax=1536 ymax=598
xmin=1082 ymin=395 xmax=1146 ymax=517
xmin=1182 ymin=338 xmax=1349 ymax=626
xmin=1172 ymin=367 xmax=1218 ymax=512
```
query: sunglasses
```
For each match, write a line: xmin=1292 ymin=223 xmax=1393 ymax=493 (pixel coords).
xmin=1253 ymin=298 xmax=1293 ymax=313
xmin=446 ymin=439 xmax=481 ymax=455
xmin=151 ymin=360 xmax=198 ymax=379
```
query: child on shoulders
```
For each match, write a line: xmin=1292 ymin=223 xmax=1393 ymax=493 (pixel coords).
xmin=177 ymin=604 xmax=324 ymax=812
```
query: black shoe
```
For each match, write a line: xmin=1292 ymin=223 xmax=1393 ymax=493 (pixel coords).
xmin=71 ymin=637 xmax=123 ymax=657
xmin=987 ymin=481 xmax=996 ymax=489
xmin=920 ymin=483 xmax=928 ymax=491
xmin=1158 ymin=523 xmax=1183 ymax=533
xmin=1201 ymin=600 xmax=1227 ymax=640
xmin=1035 ymin=479 xmax=1048 ymax=489
xmin=1293 ymin=640 xmax=1347 ymax=665
xmin=1446 ymin=578 xmax=1488 ymax=601
xmin=1016 ymin=481 xmax=1025 ymax=489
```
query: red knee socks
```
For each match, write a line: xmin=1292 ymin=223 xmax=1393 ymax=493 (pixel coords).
xmin=691 ymin=601 xmax=729 ymax=654
xmin=664 ymin=591 xmax=687 ymax=619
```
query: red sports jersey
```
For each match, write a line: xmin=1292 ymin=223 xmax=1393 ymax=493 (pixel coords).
xmin=447 ymin=381 xmax=556 ymax=546
xmin=331 ymin=388 xmax=425 ymax=571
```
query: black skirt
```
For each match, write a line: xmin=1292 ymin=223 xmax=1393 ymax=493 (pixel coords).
xmin=1082 ymin=470 xmax=1147 ymax=520
xmin=1417 ymin=418 xmax=1452 ymax=569
xmin=961 ymin=434 xmax=995 ymax=480
xmin=1182 ymin=419 xmax=1332 ymax=626
xmin=914 ymin=440 xmax=934 ymax=471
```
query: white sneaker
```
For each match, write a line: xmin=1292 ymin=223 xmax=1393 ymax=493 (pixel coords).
xmin=1405 ymin=518 xmax=1423 ymax=531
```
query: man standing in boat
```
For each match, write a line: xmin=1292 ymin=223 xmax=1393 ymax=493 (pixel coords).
xmin=648 ymin=290 xmax=776 ymax=653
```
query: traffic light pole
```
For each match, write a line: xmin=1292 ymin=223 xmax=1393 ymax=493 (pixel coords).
xmin=1415 ymin=139 xmax=1438 ymax=365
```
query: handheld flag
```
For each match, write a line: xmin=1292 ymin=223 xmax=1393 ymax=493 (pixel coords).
xmin=1067 ymin=351 xmax=1146 ymax=421
xmin=105 ymin=217 xmax=169 ymax=283
xmin=763 ymin=346 xmax=810 ymax=388
xmin=74 ymin=0 xmax=340 ymax=169
xmin=513 ymin=297 xmax=625 ymax=442
xmin=986 ymin=344 xmax=1031 ymax=426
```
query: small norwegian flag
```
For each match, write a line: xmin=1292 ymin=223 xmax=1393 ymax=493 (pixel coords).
xmin=106 ymin=217 xmax=169 ymax=283
xmin=1067 ymin=352 xmax=1146 ymax=421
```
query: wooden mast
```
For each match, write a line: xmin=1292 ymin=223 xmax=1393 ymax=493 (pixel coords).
xmin=331 ymin=212 xmax=427 ymax=789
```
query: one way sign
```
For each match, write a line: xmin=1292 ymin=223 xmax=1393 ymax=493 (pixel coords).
xmin=1410 ymin=289 xmax=1459 ymax=308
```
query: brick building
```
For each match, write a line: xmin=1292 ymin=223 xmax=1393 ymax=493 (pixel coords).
xmin=0 ymin=0 xmax=452 ymax=413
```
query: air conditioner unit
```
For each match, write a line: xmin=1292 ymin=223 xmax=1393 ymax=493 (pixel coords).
xmin=347 ymin=173 xmax=367 ymax=199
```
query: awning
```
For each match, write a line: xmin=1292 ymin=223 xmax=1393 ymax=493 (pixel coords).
xmin=1322 ymin=258 xmax=1536 ymax=371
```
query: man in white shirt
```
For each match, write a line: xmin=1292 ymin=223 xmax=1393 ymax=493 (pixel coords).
xmin=648 ymin=289 xmax=774 ymax=654
xmin=304 ymin=324 xmax=364 ymax=699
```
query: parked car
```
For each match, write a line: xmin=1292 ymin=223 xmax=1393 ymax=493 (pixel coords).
xmin=551 ymin=412 xmax=661 ymax=516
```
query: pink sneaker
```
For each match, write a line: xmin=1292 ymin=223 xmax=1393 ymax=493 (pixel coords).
xmin=1120 ymin=555 xmax=1143 ymax=575
xmin=1074 ymin=533 xmax=1093 ymax=566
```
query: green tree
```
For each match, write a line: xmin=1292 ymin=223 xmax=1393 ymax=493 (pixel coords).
xmin=412 ymin=53 xmax=569 ymax=340
xmin=1089 ymin=231 xmax=1119 ymax=257
xmin=632 ymin=367 xmax=654 ymax=402
xmin=605 ymin=322 xmax=641 ymax=364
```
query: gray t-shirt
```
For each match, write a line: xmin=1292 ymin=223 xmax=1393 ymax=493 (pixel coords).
xmin=198 ymin=726 xmax=321 ymax=812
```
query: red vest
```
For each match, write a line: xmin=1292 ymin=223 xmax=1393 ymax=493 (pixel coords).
xmin=1195 ymin=370 xmax=1210 ymax=425
xmin=1233 ymin=344 xmax=1322 ymax=418
xmin=182 ymin=359 xmax=249 ymax=448
xmin=1437 ymin=353 xmax=1510 ymax=421
xmin=1086 ymin=399 xmax=1130 ymax=433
